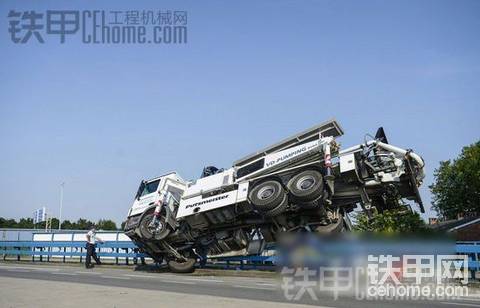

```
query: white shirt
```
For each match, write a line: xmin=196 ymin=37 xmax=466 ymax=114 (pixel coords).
xmin=86 ymin=230 xmax=100 ymax=244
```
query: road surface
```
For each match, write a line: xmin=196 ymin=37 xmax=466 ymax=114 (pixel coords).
xmin=0 ymin=262 xmax=479 ymax=307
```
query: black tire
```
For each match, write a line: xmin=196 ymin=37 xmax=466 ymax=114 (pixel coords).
xmin=287 ymin=170 xmax=324 ymax=202
xmin=249 ymin=180 xmax=285 ymax=211
xmin=314 ymin=214 xmax=345 ymax=234
xmin=138 ymin=212 xmax=171 ymax=241
xmin=167 ymin=258 xmax=196 ymax=273
xmin=265 ymin=194 xmax=288 ymax=217
xmin=167 ymin=251 xmax=196 ymax=273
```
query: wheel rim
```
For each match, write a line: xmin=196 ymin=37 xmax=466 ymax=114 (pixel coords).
xmin=296 ymin=175 xmax=316 ymax=191
xmin=140 ymin=215 xmax=154 ymax=238
xmin=152 ymin=221 xmax=164 ymax=233
xmin=257 ymin=185 xmax=275 ymax=200
xmin=140 ymin=214 xmax=167 ymax=239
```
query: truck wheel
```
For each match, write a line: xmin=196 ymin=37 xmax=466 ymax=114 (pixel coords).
xmin=167 ymin=251 xmax=196 ymax=273
xmin=265 ymin=194 xmax=288 ymax=217
xmin=138 ymin=212 xmax=171 ymax=241
xmin=249 ymin=180 xmax=285 ymax=211
xmin=314 ymin=214 xmax=345 ymax=234
xmin=287 ymin=170 xmax=324 ymax=202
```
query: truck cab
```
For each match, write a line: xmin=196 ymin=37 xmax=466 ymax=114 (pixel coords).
xmin=125 ymin=172 xmax=187 ymax=233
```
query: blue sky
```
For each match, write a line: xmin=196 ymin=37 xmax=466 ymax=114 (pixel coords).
xmin=0 ymin=0 xmax=479 ymax=225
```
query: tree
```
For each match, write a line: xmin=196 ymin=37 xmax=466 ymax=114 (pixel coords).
xmin=0 ymin=217 xmax=17 ymax=228
xmin=354 ymin=207 xmax=427 ymax=233
xmin=430 ymin=141 xmax=480 ymax=219
xmin=61 ymin=220 xmax=73 ymax=230
xmin=17 ymin=218 xmax=34 ymax=229
xmin=74 ymin=218 xmax=94 ymax=230
xmin=0 ymin=217 xmax=121 ymax=230
xmin=97 ymin=219 xmax=117 ymax=231
xmin=50 ymin=218 xmax=59 ymax=229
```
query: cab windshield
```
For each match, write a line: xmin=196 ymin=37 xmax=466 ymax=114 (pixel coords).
xmin=136 ymin=179 xmax=160 ymax=199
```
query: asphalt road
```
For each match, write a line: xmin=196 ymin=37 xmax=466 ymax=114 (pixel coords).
xmin=0 ymin=262 xmax=480 ymax=307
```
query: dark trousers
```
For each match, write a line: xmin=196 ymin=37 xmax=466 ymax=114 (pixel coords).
xmin=85 ymin=243 xmax=101 ymax=268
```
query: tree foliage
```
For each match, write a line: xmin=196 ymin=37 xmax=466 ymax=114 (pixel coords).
xmin=97 ymin=219 xmax=118 ymax=231
xmin=0 ymin=217 xmax=118 ymax=230
xmin=430 ymin=141 xmax=480 ymax=219
xmin=354 ymin=207 xmax=427 ymax=234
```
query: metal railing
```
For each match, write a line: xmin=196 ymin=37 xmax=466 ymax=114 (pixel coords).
xmin=456 ymin=241 xmax=480 ymax=272
xmin=3 ymin=229 xmax=478 ymax=272
xmin=1 ymin=230 xmax=145 ymax=265
xmin=0 ymin=229 xmax=276 ymax=269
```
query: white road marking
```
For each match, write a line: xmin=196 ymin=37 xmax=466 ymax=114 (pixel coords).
xmin=161 ymin=280 xmax=196 ymax=285
xmin=220 ymin=277 xmax=277 ymax=284
xmin=7 ymin=269 xmax=31 ymax=273
xmin=122 ymin=274 xmax=198 ymax=285
xmin=457 ymin=297 xmax=480 ymax=302
xmin=123 ymin=274 xmax=221 ymax=283
xmin=184 ymin=278 xmax=224 ymax=283
xmin=51 ymin=272 xmax=77 ymax=276
xmin=256 ymin=283 xmax=277 ymax=287
xmin=32 ymin=268 xmax=60 ymax=272
xmin=101 ymin=275 xmax=131 ymax=280
xmin=0 ymin=265 xmax=59 ymax=271
xmin=233 ymin=285 xmax=275 ymax=291
xmin=440 ymin=302 xmax=480 ymax=307
xmin=74 ymin=271 xmax=102 ymax=275
xmin=124 ymin=274 xmax=158 ymax=278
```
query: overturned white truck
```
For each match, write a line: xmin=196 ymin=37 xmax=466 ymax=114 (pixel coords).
xmin=124 ymin=119 xmax=425 ymax=272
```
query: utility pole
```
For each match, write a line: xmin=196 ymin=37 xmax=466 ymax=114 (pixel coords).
xmin=59 ymin=182 xmax=65 ymax=230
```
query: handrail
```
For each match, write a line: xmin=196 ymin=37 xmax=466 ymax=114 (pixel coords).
xmin=0 ymin=240 xmax=145 ymax=264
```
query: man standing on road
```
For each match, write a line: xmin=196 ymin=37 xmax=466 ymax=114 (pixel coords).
xmin=85 ymin=225 xmax=104 ymax=269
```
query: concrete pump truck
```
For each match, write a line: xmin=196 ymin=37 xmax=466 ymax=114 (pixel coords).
xmin=124 ymin=119 xmax=425 ymax=272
